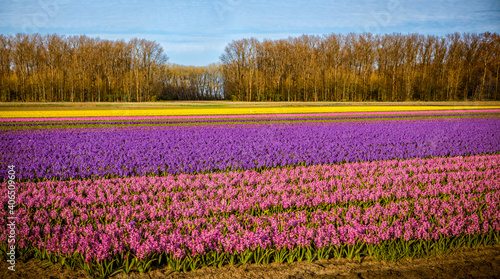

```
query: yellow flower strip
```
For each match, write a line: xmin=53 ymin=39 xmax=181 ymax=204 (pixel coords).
xmin=1 ymin=105 xmax=500 ymax=118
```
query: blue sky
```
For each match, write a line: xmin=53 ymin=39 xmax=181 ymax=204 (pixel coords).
xmin=1 ymin=0 xmax=499 ymax=66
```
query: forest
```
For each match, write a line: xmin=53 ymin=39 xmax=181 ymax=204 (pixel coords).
xmin=0 ymin=34 xmax=223 ymax=102
xmin=0 ymin=32 xmax=499 ymax=102
xmin=221 ymin=32 xmax=500 ymax=102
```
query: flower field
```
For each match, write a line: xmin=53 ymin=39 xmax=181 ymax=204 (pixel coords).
xmin=1 ymin=105 xmax=500 ymax=278
xmin=1 ymin=105 xmax=500 ymax=118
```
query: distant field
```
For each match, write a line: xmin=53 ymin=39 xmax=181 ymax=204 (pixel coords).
xmin=1 ymin=101 xmax=500 ymax=118
xmin=1 ymin=100 xmax=500 ymax=110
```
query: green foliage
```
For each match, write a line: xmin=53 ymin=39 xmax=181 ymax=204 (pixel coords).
xmin=2 ymin=231 xmax=499 ymax=278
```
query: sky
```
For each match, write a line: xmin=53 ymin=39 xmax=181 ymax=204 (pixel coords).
xmin=1 ymin=0 xmax=499 ymax=66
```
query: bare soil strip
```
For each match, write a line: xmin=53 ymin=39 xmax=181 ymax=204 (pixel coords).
xmin=2 ymin=245 xmax=499 ymax=279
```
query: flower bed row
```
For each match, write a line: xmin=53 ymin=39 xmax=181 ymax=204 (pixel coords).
xmin=1 ymin=112 xmax=498 ymax=127
xmin=1 ymin=154 xmax=499 ymax=277
xmin=2 ymin=118 xmax=499 ymax=181
xmin=1 ymin=109 xmax=499 ymax=123
xmin=2 ymin=106 xmax=499 ymax=119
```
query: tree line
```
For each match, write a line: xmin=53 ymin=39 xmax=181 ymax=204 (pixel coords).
xmin=1 ymin=32 xmax=499 ymax=102
xmin=0 ymin=34 xmax=223 ymax=102
xmin=220 ymin=32 xmax=500 ymax=102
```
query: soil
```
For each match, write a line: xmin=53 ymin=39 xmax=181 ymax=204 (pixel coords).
xmin=2 ymin=245 xmax=499 ymax=279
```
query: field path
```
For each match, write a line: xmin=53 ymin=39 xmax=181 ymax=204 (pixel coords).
xmin=1 ymin=245 xmax=499 ymax=279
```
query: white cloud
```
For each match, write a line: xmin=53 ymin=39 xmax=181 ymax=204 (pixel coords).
xmin=1 ymin=0 xmax=498 ymax=65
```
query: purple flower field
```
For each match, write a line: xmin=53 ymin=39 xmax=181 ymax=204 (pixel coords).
xmin=1 ymin=117 xmax=499 ymax=181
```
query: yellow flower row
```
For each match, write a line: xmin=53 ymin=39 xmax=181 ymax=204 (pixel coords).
xmin=1 ymin=105 xmax=500 ymax=118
